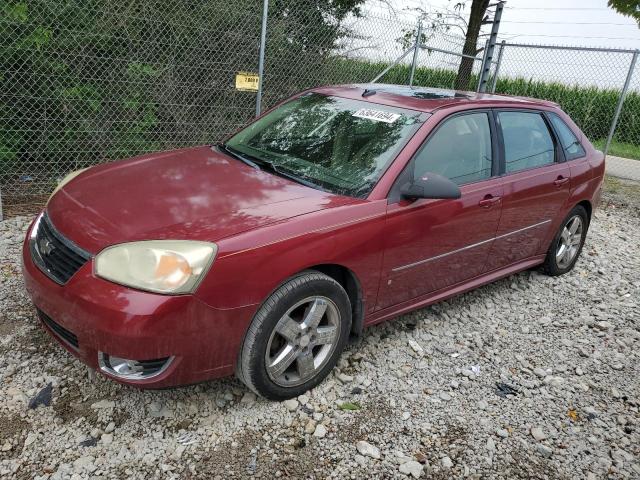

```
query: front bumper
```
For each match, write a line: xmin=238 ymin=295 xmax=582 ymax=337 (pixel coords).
xmin=21 ymin=220 xmax=258 ymax=388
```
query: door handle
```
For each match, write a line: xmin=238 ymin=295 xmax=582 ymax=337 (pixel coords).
xmin=554 ymin=176 xmax=570 ymax=186
xmin=478 ymin=194 xmax=501 ymax=208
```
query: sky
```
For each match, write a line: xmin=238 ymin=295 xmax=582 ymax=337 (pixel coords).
xmin=386 ymin=0 xmax=640 ymax=50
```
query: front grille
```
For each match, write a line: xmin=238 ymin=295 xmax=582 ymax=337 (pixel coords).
xmin=30 ymin=213 xmax=91 ymax=284
xmin=38 ymin=310 xmax=79 ymax=349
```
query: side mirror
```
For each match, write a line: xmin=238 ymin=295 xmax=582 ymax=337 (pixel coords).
xmin=400 ymin=172 xmax=461 ymax=200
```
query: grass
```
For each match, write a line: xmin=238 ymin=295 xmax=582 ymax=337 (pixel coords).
xmin=603 ymin=175 xmax=640 ymax=214
xmin=592 ymin=139 xmax=640 ymax=160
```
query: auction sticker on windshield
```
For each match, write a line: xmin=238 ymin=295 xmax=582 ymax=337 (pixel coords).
xmin=352 ymin=109 xmax=401 ymax=123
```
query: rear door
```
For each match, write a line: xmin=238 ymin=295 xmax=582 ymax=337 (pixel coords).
xmin=378 ymin=110 xmax=503 ymax=310
xmin=484 ymin=109 xmax=571 ymax=272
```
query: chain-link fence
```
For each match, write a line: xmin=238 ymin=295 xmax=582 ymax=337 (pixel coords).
xmin=490 ymin=43 xmax=640 ymax=181
xmin=1 ymin=1 xmax=639 ymax=218
xmin=260 ymin=5 xmax=418 ymax=111
xmin=1 ymin=0 xmax=264 ymax=217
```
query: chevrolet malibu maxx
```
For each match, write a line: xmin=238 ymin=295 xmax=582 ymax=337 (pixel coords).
xmin=23 ymin=85 xmax=604 ymax=400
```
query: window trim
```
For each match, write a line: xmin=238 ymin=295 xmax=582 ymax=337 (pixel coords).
xmin=545 ymin=111 xmax=587 ymax=162
xmin=493 ymin=108 xmax=563 ymax=176
xmin=388 ymin=108 xmax=499 ymax=203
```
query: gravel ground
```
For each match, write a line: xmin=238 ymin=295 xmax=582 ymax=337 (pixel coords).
xmin=1 ymin=181 xmax=638 ymax=480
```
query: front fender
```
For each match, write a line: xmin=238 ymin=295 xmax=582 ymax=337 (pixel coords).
xmin=194 ymin=200 xmax=387 ymax=314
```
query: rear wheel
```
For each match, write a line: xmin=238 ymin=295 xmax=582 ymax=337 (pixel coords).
xmin=237 ymin=272 xmax=351 ymax=400
xmin=542 ymin=205 xmax=589 ymax=276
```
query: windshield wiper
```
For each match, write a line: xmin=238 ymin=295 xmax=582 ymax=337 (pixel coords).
xmin=261 ymin=161 xmax=328 ymax=192
xmin=217 ymin=143 xmax=260 ymax=169
xmin=217 ymin=143 xmax=326 ymax=192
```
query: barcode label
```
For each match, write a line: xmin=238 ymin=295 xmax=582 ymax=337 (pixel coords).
xmin=352 ymin=109 xmax=401 ymax=123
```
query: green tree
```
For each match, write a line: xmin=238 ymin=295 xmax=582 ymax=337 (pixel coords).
xmin=608 ymin=0 xmax=640 ymax=24
xmin=0 ymin=0 xmax=364 ymax=201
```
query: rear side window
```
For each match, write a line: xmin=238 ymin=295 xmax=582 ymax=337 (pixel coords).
xmin=413 ymin=112 xmax=493 ymax=185
xmin=499 ymin=111 xmax=555 ymax=173
xmin=549 ymin=113 xmax=586 ymax=160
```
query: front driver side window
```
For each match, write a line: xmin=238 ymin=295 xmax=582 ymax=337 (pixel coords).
xmin=413 ymin=112 xmax=493 ymax=186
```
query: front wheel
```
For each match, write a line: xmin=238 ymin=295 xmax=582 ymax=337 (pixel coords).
xmin=542 ymin=205 xmax=589 ymax=276
xmin=237 ymin=272 xmax=351 ymax=400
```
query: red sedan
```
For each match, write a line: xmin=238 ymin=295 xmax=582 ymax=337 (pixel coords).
xmin=22 ymin=85 xmax=604 ymax=400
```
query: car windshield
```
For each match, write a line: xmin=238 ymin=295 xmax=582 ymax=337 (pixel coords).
xmin=224 ymin=93 xmax=426 ymax=197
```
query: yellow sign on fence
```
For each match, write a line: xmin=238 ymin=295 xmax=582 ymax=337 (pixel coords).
xmin=235 ymin=72 xmax=260 ymax=92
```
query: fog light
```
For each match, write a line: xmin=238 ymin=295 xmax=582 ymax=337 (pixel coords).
xmin=98 ymin=352 xmax=173 ymax=380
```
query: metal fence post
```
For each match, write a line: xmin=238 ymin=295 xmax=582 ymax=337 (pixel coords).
xmin=371 ymin=46 xmax=419 ymax=83
xmin=409 ymin=20 xmax=423 ymax=87
xmin=478 ymin=0 xmax=504 ymax=93
xmin=604 ymin=50 xmax=638 ymax=157
xmin=0 ymin=187 xmax=3 ymax=222
xmin=255 ymin=0 xmax=269 ymax=117
xmin=476 ymin=38 xmax=490 ymax=92
xmin=490 ymin=40 xmax=506 ymax=93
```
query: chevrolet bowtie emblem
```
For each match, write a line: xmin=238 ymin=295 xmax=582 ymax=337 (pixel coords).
xmin=38 ymin=238 xmax=54 ymax=255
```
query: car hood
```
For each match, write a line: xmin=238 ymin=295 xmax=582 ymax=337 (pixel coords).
xmin=46 ymin=146 xmax=355 ymax=253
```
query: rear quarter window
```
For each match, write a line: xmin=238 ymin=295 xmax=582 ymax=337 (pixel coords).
xmin=549 ymin=113 xmax=586 ymax=160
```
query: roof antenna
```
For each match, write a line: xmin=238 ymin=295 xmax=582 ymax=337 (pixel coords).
xmin=362 ymin=88 xmax=376 ymax=97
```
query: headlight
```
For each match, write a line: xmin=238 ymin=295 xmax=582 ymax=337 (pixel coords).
xmin=95 ymin=241 xmax=217 ymax=294
xmin=49 ymin=167 xmax=90 ymax=202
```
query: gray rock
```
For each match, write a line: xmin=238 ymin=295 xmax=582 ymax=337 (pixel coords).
xmin=594 ymin=321 xmax=614 ymax=331
xmin=399 ymin=460 xmax=424 ymax=478
xmin=530 ymin=427 xmax=546 ymax=441
xmin=240 ymin=392 xmax=257 ymax=404
xmin=313 ymin=424 xmax=327 ymax=438
xmin=283 ymin=399 xmax=299 ymax=412
xmin=439 ymin=392 xmax=452 ymax=401
xmin=356 ymin=441 xmax=381 ymax=459
xmin=91 ymin=399 xmax=115 ymax=409
xmin=486 ymin=438 xmax=496 ymax=452
xmin=536 ymin=444 xmax=553 ymax=458
xmin=305 ymin=420 xmax=317 ymax=434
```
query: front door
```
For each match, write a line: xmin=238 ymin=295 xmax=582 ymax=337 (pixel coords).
xmin=377 ymin=111 xmax=503 ymax=310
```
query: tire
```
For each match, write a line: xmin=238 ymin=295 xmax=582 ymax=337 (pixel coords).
xmin=542 ymin=205 xmax=589 ymax=276
xmin=237 ymin=271 xmax=351 ymax=401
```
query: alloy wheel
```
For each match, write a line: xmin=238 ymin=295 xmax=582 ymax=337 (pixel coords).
xmin=265 ymin=296 xmax=341 ymax=387
xmin=556 ymin=215 xmax=583 ymax=269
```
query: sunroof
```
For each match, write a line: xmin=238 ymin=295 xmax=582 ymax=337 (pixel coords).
xmin=355 ymin=84 xmax=471 ymax=100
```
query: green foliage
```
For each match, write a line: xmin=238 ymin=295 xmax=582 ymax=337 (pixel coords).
xmin=337 ymin=401 xmax=361 ymax=411
xmin=0 ymin=0 xmax=366 ymax=190
xmin=608 ymin=0 xmax=640 ymax=24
